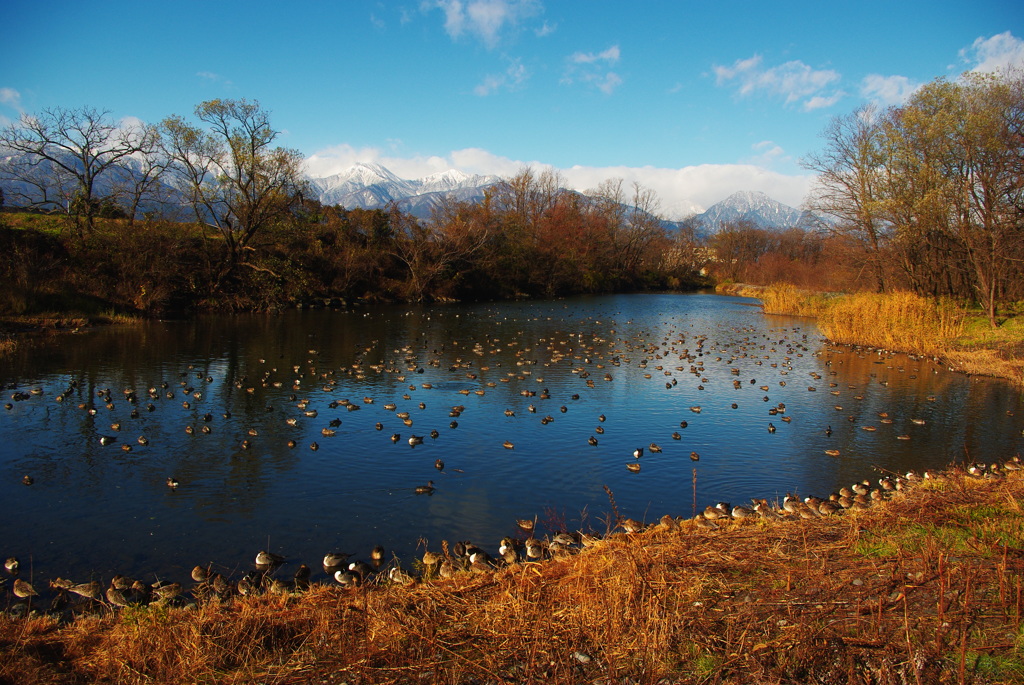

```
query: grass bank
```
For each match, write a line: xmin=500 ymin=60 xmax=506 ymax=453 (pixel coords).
xmin=0 ymin=313 xmax=139 ymax=358
xmin=2 ymin=469 xmax=1023 ymax=684
xmin=720 ymin=283 xmax=1024 ymax=387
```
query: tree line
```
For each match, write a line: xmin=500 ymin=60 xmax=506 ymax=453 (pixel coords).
xmin=804 ymin=70 xmax=1024 ymax=326
xmin=0 ymin=98 xmax=757 ymax=314
xmin=6 ymin=76 xmax=1018 ymax=319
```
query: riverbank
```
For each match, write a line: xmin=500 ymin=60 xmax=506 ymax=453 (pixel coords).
xmin=2 ymin=466 xmax=1022 ymax=684
xmin=719 ymin=283 xmax=1024 ymax=388
xmin=0 ymin=314 xmax=138 ymax=358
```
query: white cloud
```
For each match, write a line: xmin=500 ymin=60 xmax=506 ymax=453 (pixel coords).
xmin=860 ymin=74 xmax=921 ymax=106
xmin=304 ymin=144 xmax=815 ymax=218
xmin=570 ymin=45 xmax=620 ymax=65
xmin=196 ymin=71 xmax=234 ymax=88
xmin=474 ymin=58 xmax=528 ymax=96
xmin=534 ymin=20 xmax=556 ymax=37
xmin=713 ymin=54 xmax=842 ymax=110
xmin=744 ymin=140 xmax=789 ymax=167
xmin=804 ymin=92 xmax=845 ymax=111
xmin=430 ymin=0 xmax=542 ymax=48
xmin=563 ymin=45 xmax=623 ymax=94
xmin=586 ymin=71 xmax=622 ymax=95
xmin=0 ymin=87 xmax=23 ymax=112
xmin=961 ymin=31 xmax=1024 ymax=73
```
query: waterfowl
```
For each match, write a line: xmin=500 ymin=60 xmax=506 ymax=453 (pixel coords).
xmin=731 ymin=505 xmax=755 ymax=519
xmin=4 ymin=557 xmax=19 ymax=574
xmin=21 ymin=475 xmax=32 ymax=485
xmin=333 ymin=570 xmax=360 ymax=588
xmin=633 ymin=447 xmax=643 ymax=458
xmin=516 ymin=518 xmax=535 ymax=533
xmin=191 ymin=565 xmax=210 ymax=583
xmin=105 ymin=585 xmax=129 ymax=607
xmin=415 ymin=480 xmax=435 ymax=494
xmin=689 ymin=451 xmax=700 ymax=461
xmin=649 ymin=443 xmax=662 ymax=453
xmin=658 ymin=514 xmax=680 ymax=532
xmin=407 ymin=435 xmax=424 ymax=446
xmin=621 ymin=518 xmax=645 ymax=533
xmin=824 ymin=449 xmax=841 ymax=457
xmin=152 ymin=582 xmax=182 ymax=603
xmin=825 ymin=425 xmax=832 ymax=436
xmin=503 ymin=440 xmax=515 ymax=449
xmin=389 ymin=567 xmax=416 ymax=585
xmin=68 ymin=580 xmax=102 ymax=600
xmin=781 ymin=495 xmax=801 ymax=515
xmin=166 ymin=476 xmax=180 ymax=489
xmin=371 ymin=545 xmax=386 ymax=563
xmin=323 ymin=552 xmax=350 ymax=568
xmin=255 ymin=550 xmax=285 ymax=567
xmin=391 ymin=433 xmax=401 ymax=443
xmin=767 ymin=423 xmax=776 ymax=433
xmin=671 ymin=432 xmax=681 ymax=440
xmin=434 ymin=458 xmax=445 ymax=471
xmin=626 ymin=462 xmax=641 ymax=472
xmin=348 ymin=560 xmax=374 ymax=579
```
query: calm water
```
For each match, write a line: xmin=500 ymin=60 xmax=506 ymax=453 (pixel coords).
xmin=2 ymin=293 xmax=1023 ymax=586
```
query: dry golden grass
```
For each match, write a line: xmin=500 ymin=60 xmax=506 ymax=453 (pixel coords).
xmin=945 ymin=349 xmax=1024 ymax=387
xmin=757 ymin=283 xmax=832 ymax=318
xmin=3 ymin=470 xmax=1024 ymax=684
xmin=816 ymin=291 xmax=964 ymax=357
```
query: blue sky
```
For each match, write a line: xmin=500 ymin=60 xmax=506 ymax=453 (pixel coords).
xmin=2 ymin=1 xmax=1022 ymax=216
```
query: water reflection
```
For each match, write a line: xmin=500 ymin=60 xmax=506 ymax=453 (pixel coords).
xmin=1 ymin=293 xmax=1022 ymax=585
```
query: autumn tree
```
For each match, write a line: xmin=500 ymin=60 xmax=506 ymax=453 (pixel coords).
xmin=0 ymin=106 xmax=156 ymax=237
xmin=160 ymin=99 xmax=306 ymax=287
xmin=803 ymin=105 xmax=890 ymax=291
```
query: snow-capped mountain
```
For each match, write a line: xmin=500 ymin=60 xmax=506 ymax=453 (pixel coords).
xmin=307 ymin=163 xmax=503 ymax=218
xmin=694 ymin=190 xmax=806 ymax=232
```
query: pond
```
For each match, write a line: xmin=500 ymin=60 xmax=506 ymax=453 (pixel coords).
xmin=2 ymin=292 xmax=1022 ymax=588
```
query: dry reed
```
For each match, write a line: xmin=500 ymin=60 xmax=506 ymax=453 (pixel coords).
xmin=758 ymin=283 xmax=832 ymax=317
xmin=817 ymin=291 xmax=964 ymax=357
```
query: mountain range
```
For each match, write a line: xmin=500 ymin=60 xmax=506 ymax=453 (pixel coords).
xmin=306 ymin=163 xmax=504 ymax=219
xmin=1 ymin=153 xmax=815 ymax=232
xmin=308 ymin=163 xmax=814 ymax=232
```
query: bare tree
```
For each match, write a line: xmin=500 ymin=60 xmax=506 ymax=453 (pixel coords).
xmin=0 ymin=106 xmax=154 ymax=236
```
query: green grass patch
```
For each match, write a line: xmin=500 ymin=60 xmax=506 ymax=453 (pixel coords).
xmin=855 ymin=500 xmax=1024 ymax=558
xmin=2 ymin=211 xmax=67 ymax=235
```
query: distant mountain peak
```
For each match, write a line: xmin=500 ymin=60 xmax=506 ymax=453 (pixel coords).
xmin=421 ymin=169 xmax=470 ymax=184
xmin=695 ymin=190 xmax=804 ymax=232
xmin=304 ymin=163 xmax=502 ymax=218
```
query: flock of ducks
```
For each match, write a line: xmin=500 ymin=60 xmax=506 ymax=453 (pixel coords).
xmin=3 ymin=305 xmax=1022 ymax=608
xmin=5 ymin=457 xmax=1020 ymax=614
